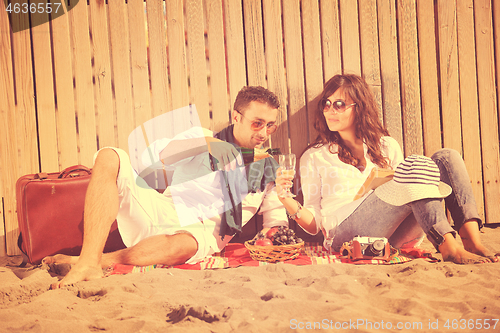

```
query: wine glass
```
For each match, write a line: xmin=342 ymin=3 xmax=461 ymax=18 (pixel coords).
xmin=279 ymin=153 xmax=296 ymax=197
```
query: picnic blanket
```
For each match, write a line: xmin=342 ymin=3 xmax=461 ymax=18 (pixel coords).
xmin=106 ymin=243 xmax=438 ymax=276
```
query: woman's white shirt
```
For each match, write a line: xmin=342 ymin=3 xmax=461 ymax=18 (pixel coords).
xmin=299 ymin=136 xmax=403 ymax=241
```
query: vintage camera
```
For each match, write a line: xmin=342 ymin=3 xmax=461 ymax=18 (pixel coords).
xmin=340 ymin=236 xmax=390 ymax=261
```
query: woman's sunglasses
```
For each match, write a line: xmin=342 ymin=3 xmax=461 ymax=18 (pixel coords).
xmin=321 ymin=98 xmax=356 ymax=113
xmin=235 ymin=110 xmax=278 ymax=134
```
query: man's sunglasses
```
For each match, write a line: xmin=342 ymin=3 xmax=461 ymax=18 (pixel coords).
xmin=235 ymin=110 xmax=278 ymax=134
xmin=320 ymin=98 xmax=356 ymax=113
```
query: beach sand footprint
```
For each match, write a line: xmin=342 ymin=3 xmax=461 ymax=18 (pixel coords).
xmin=260 ymin=291 xmax=285 ymax=301
xmin=167 ymin=305 xmax=226 ymax=324
xmin=76 ymin=286 xmax=108 ymax=299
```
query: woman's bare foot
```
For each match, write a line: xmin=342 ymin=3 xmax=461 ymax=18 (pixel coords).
xmin=459 ymin=221 xmax=499 ymax=262
xmin=439 ymin=233 xmax=491 ymax=264
xmin=441 ymin=247 xmax=491 ymax=264
xmin=51 ymin=263 xmax=103 ymax=289
xmin=461 ymin=238 xmax=499 ymax=262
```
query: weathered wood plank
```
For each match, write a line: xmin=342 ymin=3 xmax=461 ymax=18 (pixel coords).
xmin=339 ymin=0 xmax=361 ymax=75
xmin=128 ymin=0 xmax=152 ymax=125
xmin=377 ymin=0 xmax=403 ymax=149
xmin=0 ymin=7 xmax=19 ymax=255
xmin=67 ymin=2 xmax=97 ymax=165
xmin=206 ymin=0 xmax=230 ymax=132
xmin=359 ymin=0 xmax=380 ymax=85
xmin=186 ymin=0 xmax=211 ymax=128
xmin=282 ymin=0 xmax=307 ymax=202
xmin=282 ymin=0 xmax=307 ymax=152
xmin=416 ymin=0 xmax=442 ymax=156
xmin=495 ymin=0 xmax=500 ymax=122
xmin=301 ymin=0 xmax=323 ymax=144
xmin=11 ymin=0 xmax=38 ymax=177
xmin=30 ymin=0 xmax=59 ymax=171
xmin=145 ymin=0 xmax=175 ymax=189
xmin=262 ymin=0 xmax=288 ymax=152
xmin=0 ymin=199 xmax=4 ymax=256
xmin=69 ymin=1 xmax=97 ymax=165
xmin=437 ymin=0 xmax=462 ymax=153
xmin=51 ymin=0 xmax=79 ymax=168
xmin=359 ymin=0 xmax=382 ymax=120
xmin=397 ymin=0 xmax=423 ymax=156
xmin=89 ymin=0 xmax=117 ymax=150
xmin=456 ymin=0 xmax=485 ymax=221
xmin=320 ymin=0 xmax=342 ymax=80
xmin=223 ymin=0 xmax=247 ymax=106
xmin=243 ymin=0 xmax=266 ymax=87
xmin=474 ymin=0 xmax=500 ymax=223
xmin=166 ymin=0 xmax=192 ymax=133
xmin=146 ymin=0 xmax=171 ymax=119
xmin=129 ymin=0 xmax=153 ymax=167
xmin=108 ymin=0 xmax=135 ymax=151
xmin=9 ymin=0 xmax=38 ymax=255
xmin=166 ymin=0 xmax=190 ymax=111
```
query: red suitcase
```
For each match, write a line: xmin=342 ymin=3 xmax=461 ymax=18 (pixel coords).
xmin=16 ymin=165 xmax=125 ymax=265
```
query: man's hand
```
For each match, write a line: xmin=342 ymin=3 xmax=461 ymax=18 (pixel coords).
xmin=206 ymin=137 xmax=243 ymax=171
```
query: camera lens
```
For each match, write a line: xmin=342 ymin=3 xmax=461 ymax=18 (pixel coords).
xmin=365 ymin=239 xmax=384 ymax=256
xmin=372 ymin=240 xmax=385 ymax=252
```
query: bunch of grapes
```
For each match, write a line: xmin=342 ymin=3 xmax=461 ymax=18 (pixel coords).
xmin=252 ymin=226 xmax=303 ymax=246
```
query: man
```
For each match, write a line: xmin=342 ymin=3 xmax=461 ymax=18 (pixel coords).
xmin=44 ymin=86 xmax=288 ymax=288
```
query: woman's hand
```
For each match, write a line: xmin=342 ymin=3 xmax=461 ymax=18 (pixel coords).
xmin=275 ymin=167 xmax=295 ymax=198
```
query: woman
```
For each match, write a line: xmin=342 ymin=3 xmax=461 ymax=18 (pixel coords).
xmin=276 ymin=74 xmax=497 ymax=264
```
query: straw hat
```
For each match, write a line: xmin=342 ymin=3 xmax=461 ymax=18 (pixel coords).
xmin=374 ymin=155 xmax=452 ymax=206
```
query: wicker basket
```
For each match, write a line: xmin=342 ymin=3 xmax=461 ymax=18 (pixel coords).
xmin=244 ymin=240 xmax=304 ymax=263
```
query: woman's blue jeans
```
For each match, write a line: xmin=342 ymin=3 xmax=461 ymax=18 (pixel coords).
xmin=330 ymin=149 xmax=482 ymax=251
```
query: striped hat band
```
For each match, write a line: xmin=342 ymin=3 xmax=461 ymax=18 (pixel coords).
xmin=373 ymin=154 xmax=452 ymax=206
xmin=393 ymin=156 xmax=441 ymax=187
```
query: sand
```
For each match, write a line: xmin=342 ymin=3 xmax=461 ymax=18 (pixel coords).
xmin=1 ymin=226 xmax=500 ymax=333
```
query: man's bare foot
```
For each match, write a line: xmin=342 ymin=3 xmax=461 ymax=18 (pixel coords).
xmin=51 ymin=263 xmax=103 ymax=289
xmin=42 ymin=254 xmax=79 ymax=265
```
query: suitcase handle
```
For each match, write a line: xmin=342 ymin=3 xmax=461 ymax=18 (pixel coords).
xmin=58 ymin=165 xmax=92 ymax=179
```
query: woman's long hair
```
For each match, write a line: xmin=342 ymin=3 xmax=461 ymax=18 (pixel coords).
xmin=307 ymin=74 xmax=390 ymax=169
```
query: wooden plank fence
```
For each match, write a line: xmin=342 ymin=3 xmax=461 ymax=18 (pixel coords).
xmin=1 ymin=0 xmax=500 ymax=256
